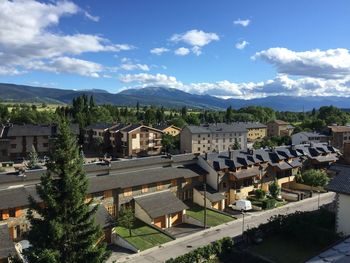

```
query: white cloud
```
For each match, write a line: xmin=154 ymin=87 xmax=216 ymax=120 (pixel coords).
xmin=233 ymin=19 xmax=250 ymax=27
xmin=174 ymin=47 xmax=190 ymax=56
xmin=170 ymin=29 xmax=219 ymax=47
xmin=120 ymin=63 xmax=150 ymax=71
xmin=119 ymin=73 xmax=350 ymax=99
xmin=150 ymin=47 xmax=170 ymax=55
xmin=253 ymin=48 xmax=350 ymax=79
xmin=192 ymin=46 xmax=202 ymax=56
xmin=0 ymin=0 xmax=134 ymax=77
xmin=84 ymin=11 xmax=99 ymax=22
xmin=235 ymin=40 xmax=249 ymax=50
xmin=27 ymin=57 xmax=103 ymax=78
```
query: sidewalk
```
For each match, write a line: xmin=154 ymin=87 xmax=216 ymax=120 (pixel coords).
xmin=107 ymin=192 xmax=335 ymax=263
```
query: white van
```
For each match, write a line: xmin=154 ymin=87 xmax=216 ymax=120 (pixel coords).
xmin=231 ymin=199 xmax=252 ymax=211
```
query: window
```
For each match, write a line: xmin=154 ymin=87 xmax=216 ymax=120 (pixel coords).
xmin=171 ymin=179 xmax=177 ymax=187
xmin=43 ymin=143 xmax=49 ymax=148
xmin=9 ymin=208 xmax=16 ymax=217
xmin=198 ymin=140 xmax=200 ymax=144
xmin=185 ymin=178 xmax=192 ymax=185
xmin=223 ymin=182 xmax=227 ymax=188
xmin=198 ymin=134 xmax=201 ymax=138
xmin=123 ymin=187 xmax=132 ymax=197
xmin=229 ymin=138 xmax=232 ymax=142
xmin=223 ymin=138 xmax=225 ymax=143
xmin=208 ymin=134 xmax=210 ymax=137
xmin=106 ymin=205 xmax=116 ymax=217
xmin=207 ymin=147 xmax=210 ymax=150
xmin=132 ymin=134 xmax=137 ymax=139
xmin=198 ymin=147 xmax=200 ymax=151
xmin=156 ymin=182 xmax=163 ymax=190
xmin=11 ymin=144 xmax=16 ymax=149
xmin=142 ymin=184 xmax=148 ymax=193
xmin=208 ymin=140 xmax=210 ymax=143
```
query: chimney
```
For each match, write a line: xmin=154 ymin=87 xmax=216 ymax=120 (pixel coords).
xmin=205 ymin=152 xmax=208 ymax=160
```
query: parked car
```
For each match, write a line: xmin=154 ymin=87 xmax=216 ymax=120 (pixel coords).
xmin=230 ymin=199 xmax=252 ymax=211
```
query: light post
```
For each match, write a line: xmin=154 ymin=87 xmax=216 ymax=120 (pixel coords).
xmin=203 ymin=174 xmax=207 ymax=229
xmin=318 ymin=190 xmax=321 ymax=209
xmin=241 ymin=209 xmax=245 ymax=235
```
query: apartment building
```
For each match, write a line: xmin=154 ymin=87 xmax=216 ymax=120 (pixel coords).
xmin=267 ymin=120 xmax=294 ymax=137
xmin=84 ymin=123 xmax=116 ymax=145
xmin=0 ymin=153 xmax=208 ymax=252
xmin=292 ymin=132 xmax=329 ymax=145
xmin=201 ymin=143 xmax=339 ymax=203
xmin=180 ymin=123 xmax=248 ymax=154
xmin=154 ymin=124 xmax=181 ymax=137
xmin=243 ymin=122 xmax=267 ymax=142
xmin=327 ymin=125 xmax=350 ymax=152
xmin=0 ymin=124 xmax=79 ymax=162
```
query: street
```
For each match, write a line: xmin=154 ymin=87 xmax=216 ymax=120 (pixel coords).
xmin=108 ymin=192 xmax=336 ymax=263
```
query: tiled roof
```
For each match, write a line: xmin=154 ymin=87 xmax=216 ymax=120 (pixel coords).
xmin=326 ymin=165 xmax=350 ymax=195
xmin=85 ymin=123 xmax=113 ymax=130
xmin=195 ymin=185 xmax=226 ymax=203
xmin=269 ymin=120 xmax=289 ymax=125
xmin=134 ymin=190 xmax=188 ymax=218
xmin=232 ymin=167 xmax=260 ymax=180
xmin=0 ymin=186 xmax=41 ymax=210
xmin=93 ymin=205 xmax=115 ymax=229
xmin=328 ymin=125 xmax=350 ymax=133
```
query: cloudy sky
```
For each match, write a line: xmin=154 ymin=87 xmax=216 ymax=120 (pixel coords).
xmin=0 ymin=0 xmax=350 ymax=99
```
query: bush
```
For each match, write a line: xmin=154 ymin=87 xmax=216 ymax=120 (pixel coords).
xmin=298 ymin=169 xmax=329 ymax=189
xmin=262 ymin=198 xmax=277 ymax=209
xmin=254 ymin=189 xmax=266 ymax=200
xmin=269 ymin=179 xmax=281 ymax=198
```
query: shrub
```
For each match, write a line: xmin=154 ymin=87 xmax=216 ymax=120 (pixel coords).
xmin=262 ymin=198 xmax=277 ymax=209
xmin=299 ymin=169 xmax=329 ymax=189
xmin=254 ymin=189 xmax=266 ymax=200
xmin=269 ymin=179 xmax=281 ymax=198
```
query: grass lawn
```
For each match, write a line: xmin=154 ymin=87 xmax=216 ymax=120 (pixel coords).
xmin=249 ymin=234 xmax=327 ymax=263
xmin=114 ymin=219 xmax=173 ymax=251
xmin=186 ymin=203 xmax=235 ymax=227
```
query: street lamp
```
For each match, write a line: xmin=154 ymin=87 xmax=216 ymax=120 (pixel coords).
xmin=241 ymin=209 xmax=245 ymax=235
xmin=317 ymin=190 xmax=321 ymax=209
xmin=203 ymin=174 xmax=207 ymax=229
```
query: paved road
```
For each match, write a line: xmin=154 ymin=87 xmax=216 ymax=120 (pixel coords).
xmin=108 ymin=192 xmax=335 ymax=263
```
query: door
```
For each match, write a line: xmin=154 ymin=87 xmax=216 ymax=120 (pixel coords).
xmin=171 ymin=212 xmax=182 ymax=226
xmin=154 ymin=216 xmax=166 ymax=228
xmin=212 ymin=202 xmax=219 ymax=209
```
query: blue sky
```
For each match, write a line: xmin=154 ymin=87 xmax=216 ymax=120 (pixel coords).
xmin=0 ymin=0 xmax=350 ymax=98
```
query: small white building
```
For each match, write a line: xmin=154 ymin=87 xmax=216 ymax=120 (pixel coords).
xmin=291 ymin=132 xmax=328 ymax=145
xmin=326 ymin=165 xmax=350 ymax=236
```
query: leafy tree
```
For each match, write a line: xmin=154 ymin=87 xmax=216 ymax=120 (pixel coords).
xmin=269 ymin=179 xmax=281 ymax=199
xmin=297 ymin=169 xmax=329 ymax=191
xmin=162 ymin=134 xmax=175 ymax=153
xmin=24 ymin=120 xmax=109 ymax=263
xmin=232 ymin=138 xmax=241 ymax=150
xmin=118 ymin=207 xmax=135 ymax=237
xmin=254 ymin=189 xmax=266 ymax=200
xmin=26 ymin=145 xmax=42 ymax=170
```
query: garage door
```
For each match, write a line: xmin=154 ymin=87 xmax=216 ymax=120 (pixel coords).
xmin=212 ymin=202 xmax=219 ymax=210
xmin=154 ymin=216 xmax=166 ymax=228
xmin=171 ymin=212 xmax=182 ymax=226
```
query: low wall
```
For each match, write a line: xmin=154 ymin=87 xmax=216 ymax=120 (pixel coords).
xmin=112 ymin=231 xmax=139 ymax=253
xmin=183 ymin=214 xmax=205 ymax=227
xmin=288 ymin=181 xmax=324 ymax=192
xmin=142 ymin=221 xmax=176 ymax=240
xmin=207 ymin=207 xmax=235 ymax=218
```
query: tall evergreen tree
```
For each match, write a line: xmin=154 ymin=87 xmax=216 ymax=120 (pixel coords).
xmin=24 ymin=120 xmax=109 ymax=263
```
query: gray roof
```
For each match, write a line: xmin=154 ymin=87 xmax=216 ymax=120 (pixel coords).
xmin=232 ymin=167 xmax=260 ymax=179
xmin=85 ymin=123 xmax=113 ymax=130
xmin=295 ymin=132 xmax=327 ymax=138
xmin=93 ymin=205 xmax=115 ymax=229
xmin=7 ymin=124 xmax=52 ymax=136
xmin=0 ymin=224 xmax=16 ymax=259
xmin=195 ymin=185 xmax=226 ymax=202
xmin=134 ymin=191 xmax=188 ymax=218
xmin=88 ymin=163 xmax=206 ymax=193
xmin=240 ymin=122 xmax=267 ymax=129
xmin=326 ymin=165 xmax=350 ymax=195
xmin=306 ymin=237 xmax=350 ymax=263
xmin=0 ymin=186 xmax=41 ymax=210
xmin=186 ymin=123 xmax=247 ymax=134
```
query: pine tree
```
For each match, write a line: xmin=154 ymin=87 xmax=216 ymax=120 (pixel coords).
xmin=24 ymin=120 xmax=109 ymax=263
xmin=118 ymin=207 xmax=135 ymax=237
xmin=26 ymin=145 xmax=41 ymax=170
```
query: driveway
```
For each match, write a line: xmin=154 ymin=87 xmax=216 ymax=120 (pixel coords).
xmin=166 ymin=223 xmax=203 ymax=238
xmin=108 ymin=192 xmax=335 ymax=263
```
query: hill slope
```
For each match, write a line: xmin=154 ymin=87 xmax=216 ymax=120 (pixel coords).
xmin=0 ymin=83 xmax=349 ymax=111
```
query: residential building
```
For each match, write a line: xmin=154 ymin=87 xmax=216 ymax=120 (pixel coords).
xmin=267 ymin=120 xmax=294 ymax=137
xmin=154 ymin=124 xmax=181 ymax=137
xmin=84 ymin=123 xmax=116 ymax=145
xmin=0 ymin=123 xmax=79 ymax=162
xmin=292 ymin=132 xmax=329 ymax=145
xmin=180 ymin=123 xmax=248 ymax=154
xmin=326 ymin=164 xmax=350 ymax=236
xmin=0 ymin=223 xmax=16 ymax=263
xmin=242 ymin=122 xmax=267 ymax=142
xmin=201 ymin=143 xmax=339 ymax=204
xmin=0 ymin=153 xmax=207 ymax=249
xmin=327 ymin=125 xmax=350 ymax=152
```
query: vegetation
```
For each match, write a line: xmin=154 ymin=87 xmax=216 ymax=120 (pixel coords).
xmin=269 ymin=179 xmax=281 ymax=199
xmin=253 ymin=136 xmax=291 ymax=149
xmin=115 ymin=218 xmax=173 ymax=251
xmin=117 ymin=207 xmax=135 ymax=237
xmin=162 ymin=134 xmax=179 ymax=153
xmin=296 ymin=169 xmax=330 ymax=190
xmin=254 ymin=189 xmax=266 ymax=200
xmin=186 ymin=203 xmax=234 ymax=227
xmin=24 ymin=120 xmax=109 ymax=263
xmin=26 ymin=145 xmax=42 ymax=170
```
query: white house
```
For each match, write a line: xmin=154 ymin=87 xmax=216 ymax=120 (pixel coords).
xmin=326 ymin=164 xmax=350 ymax=236
xmin=291 ymin=132 xmax=328 ymax=145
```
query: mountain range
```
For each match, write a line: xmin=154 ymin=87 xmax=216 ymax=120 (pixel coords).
xmin=0 ymin=82 xmax=349 ymax=111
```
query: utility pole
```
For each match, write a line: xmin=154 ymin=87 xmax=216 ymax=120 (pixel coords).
xmin=318 ymin=190 xmax=321 ymax=209
xmin=241 ymin=209 xmax=245 ymax=235
xmin=203 ymin=174 xmax=207 ymax=229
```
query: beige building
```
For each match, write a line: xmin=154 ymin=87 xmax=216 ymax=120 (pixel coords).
xmin=0 ymin=124 xmax=79 ymax=161
xmin=244 ymin=122 xmax=267 ymax=142
xmin=326 ymin=164 xmax=350 ymax=236
xmin=180 ymin=123 xmax=248 ymax=154
xmin=327 ymin=125 xmax=350 ymax=152
xmin=154 ymin=124 xmax=181 ymax=137
xmin=267 ymin=120 xmax=294 ymax=137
